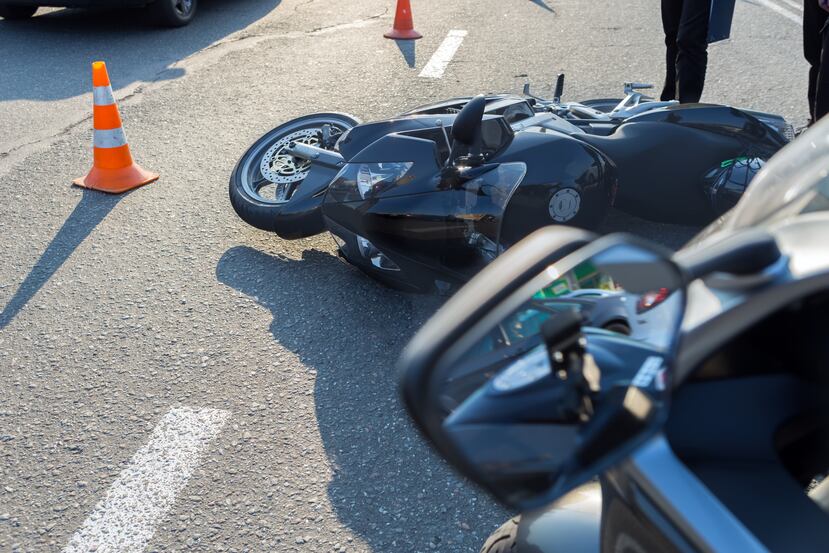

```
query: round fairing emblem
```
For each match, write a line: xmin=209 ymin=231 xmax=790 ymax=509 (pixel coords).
xmin=548 ymin=188 xmax=581 ymax=222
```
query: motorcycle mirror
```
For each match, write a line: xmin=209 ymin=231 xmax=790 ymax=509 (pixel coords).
xmin=453 ymin=94 xmax=487 ymax=146
xmin=399 ymin=230 xmax=686 ymax=511
xmin=553 ymin=73 xmax=565 ymax=103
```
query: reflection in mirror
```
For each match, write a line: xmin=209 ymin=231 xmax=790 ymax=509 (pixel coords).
xmin=427 ymin=242 xmax=685 ymax=508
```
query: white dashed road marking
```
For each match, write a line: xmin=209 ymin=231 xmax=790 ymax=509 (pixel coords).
xmin=753 ymin=0 xmax=802 ymax=24
xmin=775 ymin=0 xmax=802 ymax=12
xmin=419 ymin=30 xmax=468 ymax=79
xmin=63 ymin=407 xmax=230 ymax=553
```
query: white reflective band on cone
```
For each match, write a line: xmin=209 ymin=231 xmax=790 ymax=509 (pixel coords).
xmin=93 ymin=85 xmax=115 ymax=106
xmin=93 ymin=127 xmax=128 ymax=149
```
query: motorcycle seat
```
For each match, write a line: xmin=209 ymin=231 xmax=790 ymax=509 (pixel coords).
xmin=574 ymin=121 xmax=747 ymax=224
xmin=576 ymin=121 xmax=738 ymax=168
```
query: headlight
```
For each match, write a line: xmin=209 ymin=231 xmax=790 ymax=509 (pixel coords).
xmin=356 ymin=235 xmax=401 ymax=271
xmin=330 ymin=162 xmax=414 ymax=200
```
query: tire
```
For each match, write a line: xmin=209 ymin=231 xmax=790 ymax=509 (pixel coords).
xmin=0 ymin=5 xmax=38 ymax=19
xmin=229 ymin=113 xmax=360 ymax=234
xmin=150 ymin=0 xmax=197 ymax=27
xmin=480 ymin=516 xmax=520 ymax=553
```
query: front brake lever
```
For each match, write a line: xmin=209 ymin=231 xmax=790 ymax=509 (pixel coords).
xmin=320 ymin=124 xmax=332 ymax=148
xmin=541 ymin=311 xmax=596 ymax=420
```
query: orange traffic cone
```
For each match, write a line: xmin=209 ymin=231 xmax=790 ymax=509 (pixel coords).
xmin=384 ymin=0 xmax=422 ymax=40
xmin=73 ymin=61 xmax=158 ymax=194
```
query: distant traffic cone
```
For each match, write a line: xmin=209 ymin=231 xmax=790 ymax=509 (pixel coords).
xmin=384 ymin=0 xmax=422 ymax=40
xmin=73 ymin=61 xmax=158 ymax=194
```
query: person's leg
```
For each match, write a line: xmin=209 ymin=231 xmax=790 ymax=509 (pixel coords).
xmin=675 ymin=0 xmax=711 ymax=103
xmin=805 ymin=0 xmax=828 ymax=122
xmin=805 ymin=0 xmax=822 ymax=122
xmin=815 ymin=19 xmax=829 ymax=120
xmin=661 ymin=0 xmax=683 ymax=101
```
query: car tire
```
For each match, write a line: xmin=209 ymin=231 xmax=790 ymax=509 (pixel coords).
xmin=480 ymin=516 xmax=520 ymax=553
xmin=149 ymin=0 xmax=197 ymax=27
xmin=0 ymin=5 xmax=38 ymax=19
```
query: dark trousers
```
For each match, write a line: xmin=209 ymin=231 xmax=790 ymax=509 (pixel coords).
xmin=804 ymin=0 xmax=829 ymax=122
xmin=661 ymin=0 xmax=711 ymax=103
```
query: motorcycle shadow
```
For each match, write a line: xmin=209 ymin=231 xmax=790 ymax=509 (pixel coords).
xmin=215 ymin=245 xmax=507 ymax=551
xmin=599 ymin=209 xmax=701 ymax=251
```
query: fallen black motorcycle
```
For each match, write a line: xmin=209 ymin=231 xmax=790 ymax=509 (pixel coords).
xmin=230 ymin=78 xmax=792 ymax=292
xmin=400 ymin=118 xmax=829 ymax=553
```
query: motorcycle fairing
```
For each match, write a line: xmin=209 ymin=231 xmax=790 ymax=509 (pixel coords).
xmin=402 ymin=94 xmax=537 ymax=123
xmin=324 ymin=121 xmax=614 ymax=292
xmin=513 ymin=482 xmax=602 ymax=553
xmin=495 ymin=130 xmax=614 ymax=246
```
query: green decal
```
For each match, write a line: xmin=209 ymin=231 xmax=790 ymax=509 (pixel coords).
xmin=721 ymin=156 xmax=749 ymax=168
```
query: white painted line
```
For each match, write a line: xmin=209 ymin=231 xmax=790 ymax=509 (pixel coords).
xmin=64 ymin=407 xmax=230 ymax=553
xmin=775 ymin=0 xmax=802 ymax=12
xmin=419 ymin=30 xmax=468 ymax=79
xmin=753 ymin=0 xmax=802 ymax=24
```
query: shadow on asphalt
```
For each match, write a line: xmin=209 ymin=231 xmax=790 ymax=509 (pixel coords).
xmin=599 ymin=209 xmax=701 ymax=251
xmin=0 ymin=0 xmax=281 ymax=103
xmin=0 ymin=189 xmax=121 ymax=330
xmin=529 ymin=0 xmax=555 ymax=12
xmin=394 ymin=39 xmax=416 ymax=69
xmin=212 ymin=212 xmax=700 ymax=547
xmin=216 ymin=245 xmax=504 ymax=551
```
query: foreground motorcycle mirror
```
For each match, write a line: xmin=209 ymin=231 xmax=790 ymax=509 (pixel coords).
xmin=452 ymin=94 xmax=486 ymax=145
xmin=400 ymin=230 xmax=686 ymax=511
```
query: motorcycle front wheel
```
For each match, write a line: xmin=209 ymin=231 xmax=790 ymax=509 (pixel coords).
xmin=229 ymin=113 xmax=360 ymax=234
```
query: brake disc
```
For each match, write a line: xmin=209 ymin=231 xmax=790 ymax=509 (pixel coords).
xmin=259 ymin=128 xmax=322 ymax=185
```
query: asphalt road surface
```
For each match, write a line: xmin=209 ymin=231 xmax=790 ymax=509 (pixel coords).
xmin=0 ymin=0 xmax=808 ymax=551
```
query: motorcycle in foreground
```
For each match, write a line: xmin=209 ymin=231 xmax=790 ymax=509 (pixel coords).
xmin=399 ymin=118 xmax=829 ymax=552
xmin=229 ymin=78 xmax=792 ymax=293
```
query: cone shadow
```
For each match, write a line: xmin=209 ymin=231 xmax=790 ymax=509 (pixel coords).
xmin=0 ymin=189 xmax=122 ymax=330
xmin=394 ymin=39 xmax=417 ymax=68
xmin=530 ymin=0 xmax=555 ymax=12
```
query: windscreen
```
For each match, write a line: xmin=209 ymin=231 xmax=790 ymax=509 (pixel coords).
xmin=719 ymin=117 xmax=829 ymax=230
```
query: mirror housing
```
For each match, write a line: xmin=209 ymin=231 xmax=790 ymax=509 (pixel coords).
xmin=452 ymin=94 xmax=487 ymax=146
xmin=400 ymin=230 xmax=686 ymax=511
